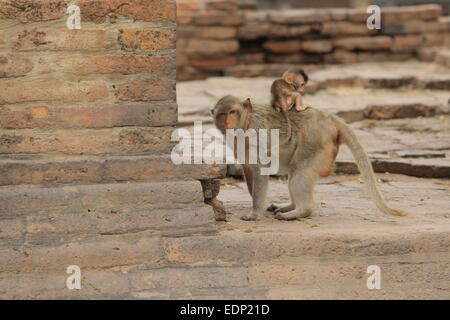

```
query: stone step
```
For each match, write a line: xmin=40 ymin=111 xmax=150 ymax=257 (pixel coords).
xmin=1 ymin=200 xmax=217 ymax=243
xmin=336 ymin=158 xmax=450 ymax=178
xmin=2 ymin=252 xmax=448 ymax=299
xmin=0 ymin=127 xmax=175 ymax=155
xmin=0 ymin=179 xmax=206 ymax=214
xmin=0 ymin=153 xmax=226 ymax=186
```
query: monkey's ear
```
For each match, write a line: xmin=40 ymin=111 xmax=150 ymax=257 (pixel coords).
xmin=283 ymin=72 xmax=294 ymax=85
xmin=242 ymin=98 xmax=253 ymax=112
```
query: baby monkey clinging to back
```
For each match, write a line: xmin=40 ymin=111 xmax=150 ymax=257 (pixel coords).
xmin=270 ymin=68 xmax=309 ymax=147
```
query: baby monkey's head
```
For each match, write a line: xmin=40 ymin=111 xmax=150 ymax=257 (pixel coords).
xmin=282 ymin=68 xmax=308 ymax=94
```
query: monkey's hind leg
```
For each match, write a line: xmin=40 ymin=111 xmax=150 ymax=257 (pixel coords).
xmin=275 ymin=166 xmax=317 ymax=220
xmin=267 ymin=175 xmax=296 ymax=214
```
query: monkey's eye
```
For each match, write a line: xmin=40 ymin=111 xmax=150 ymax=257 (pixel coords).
xmin=229 ymin=110 xmax=237 ymax=115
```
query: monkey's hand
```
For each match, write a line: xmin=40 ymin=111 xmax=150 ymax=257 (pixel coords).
xmin=295 ymin=103 xmax=307 ymax=112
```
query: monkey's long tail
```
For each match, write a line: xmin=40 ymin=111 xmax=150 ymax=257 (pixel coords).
xmin=337 ymin=121 xmax=408 ymax=216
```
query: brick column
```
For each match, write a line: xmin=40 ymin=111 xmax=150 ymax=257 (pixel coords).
xmin=0 ymin=0 xmax=225 ymax=297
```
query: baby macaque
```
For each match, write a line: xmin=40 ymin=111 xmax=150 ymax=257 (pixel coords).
xmin=269 ymin=68 xmax=309 ymax=147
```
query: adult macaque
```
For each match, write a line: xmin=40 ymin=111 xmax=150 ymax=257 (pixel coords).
xmin=212 ymin=95 xmax=407 ymax=221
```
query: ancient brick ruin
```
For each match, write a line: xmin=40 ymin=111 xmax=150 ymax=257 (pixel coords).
xmin=177 ymin=1 xmax=450 ymax=80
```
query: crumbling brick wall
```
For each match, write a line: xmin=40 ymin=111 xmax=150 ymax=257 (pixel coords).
xmin=177 ymin=0 xmax=450 ymax=80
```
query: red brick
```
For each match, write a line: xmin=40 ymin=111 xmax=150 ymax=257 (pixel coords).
xmin=269 ymin=9 xmax=329 ymax=24
xmin=268 ymin=24 xmax=314 ymax=38
xmin=0 ymin=80 xmax=109 ymax=104
xmin=334 ymin=36 xmax=392 ymax=51
xmin=116 ymin=78 xmax=174 ymax=101
xmin=177 ymin=0 xmax=201 ymax=12
xmin=391 ymin=35 xmax=423 ymax=52
xmin=14 ymin=29 xmax=110 ymax=51
xmin=382 ymin=4 xmax=443 ymax=23
xmin=119 ymin=28 xmax=175 ymax=52
xmin=238 ymin=24 xmax=270 ymax=40
xmin=324 ymin=50 xmax=358 ymax=64
xmin=38 ymin=55 xmax=174 ymax=76
xmin=0 ymin=54 xmax=33 ymax=77
xmin=0 ymin=0 xmax=65 ymax=22
xmin=205 ymin=1 xmax=238 ymax=12
xmin=77 ymin=0 xmax=176 ymax=23
xmin=321 ymin=21 xmax=376 ymax=36
xmin=185 ymin=39 xmax=239 ymax=55
xmin=238 ymin=53 xmax=265 ymax=64
xmin=301 ymin=40 xmax=333 ymax=53
xmin=193 ymin=12 xmax=243 ymax=25
xmin=194 ymin=26 xmax=237 ymax=39
xmin=263 ymin=40 xmax=302 ymax=53
xmin=0 ymin=127 xmax=174 ymax=155
xmin=0 ymin=101 xmax=176 ymax=130
xmin=190 ymin=56 xmax=237 ymax=70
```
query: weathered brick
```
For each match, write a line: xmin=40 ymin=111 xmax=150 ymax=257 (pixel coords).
xmin=38 ymin=55 xmax=174 ymax=76
xmin=77 ymin=0 xmax=176 ymax=23
xmin=364 ymin=103 xmax=445 ymax=119
xmin=116 ymin=78 xmax=174 ymax=101
xmin=334 ymin=36 xmax=392 ymax=51
xmin=0 ymin=0 xmax=65 ymax=22
xmin=382 ymin=4 xmax=443 ymax=23
xmin=0 ymin=218 xmax=24 ymax=240
xmin=423 ymin=33 xmax=448 ymax=46
xmin=0 ymin=102 xmax=176 ymax=129
xmin=263 ymin=40 xmax=302 ymax=53
xmin=357 ymin=52 xmax=413 ymax=63
xmin=176 ymin=13 xmax=194 ymax=25
xmin=267 ymin=53 xmax=321 ymax=64
xmin=0 ymin=54 xmax=33 ymax=78
xmin=177 ymin=0 xmax=200 ymax=12
xmin=268 ymin=24 xmax=315 ymax=38
xmin=190 ymin=56 xmax=237 ymax=70
xmin=237 ymin=24 xmax=270 ymax=40
xmin=205 ymin=1 xmax=238 ymax=12
xmin=269 ymin=9 xmax=330 ymax=24
xmin=119 ymin=28 xmax=175 ymax=52
xmin=0 ymin=270 xmax=130 ymax=299
xmin=185 ymin=39 xmax=239 ymax=55
xmin=238 ymin=52 xmax=265 ymax=64
xmin=129 ymin=266 xmax=247 ymax=291
xmin=301 ymin=40 xmax=333 ymax=53
xmin=321 ymin=21 xmax=377 ymax=36
xmin=194 ymin=26 xmax=237 ymax=39
xmin=0 ymin=80 xmax=109 ymax=104
xmin=14 ymin=29 xmax=110 ymax=51
xmin=391 ymin=35 xmax=423 ymax=52
xmin=0 ymin=152 xmax=223 ymax=186
xmin=5 ymin=233 xmax=164 ymax=272
xmin=383 ymin=21 xmax=447 ymax=35
xmin=193 ymin=12 xmax=243 ymax=25
xmin=0 ymin=127 xmax=174 ymax=155
xmin=324 ymin=50 xmax=358 ymax=64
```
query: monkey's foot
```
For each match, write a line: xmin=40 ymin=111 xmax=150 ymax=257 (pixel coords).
xmin=241 ymin=214 xmax=260 ymax=221
xmin=267 ymin=203 xmax=295 ymax=214
xmin=275 ymin=209 xmax=312 ymax=221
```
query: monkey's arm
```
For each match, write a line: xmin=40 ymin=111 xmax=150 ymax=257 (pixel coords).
xmin=242 ymin=164 xmax=253 ymax=195
xmin=241 ymin=166 xmax=268 ymax=221
xmin=294 ymin=93 xmax=306 ymax=111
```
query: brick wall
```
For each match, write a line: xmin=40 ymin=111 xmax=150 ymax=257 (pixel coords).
xmin=177 ymin=1 xmax=450 ymax=80
xmin=0 ymin=0 xmax=226 ymax=298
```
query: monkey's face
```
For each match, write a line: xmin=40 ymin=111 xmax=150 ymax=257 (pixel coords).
xmin=215 ymin=107 xmax=241 ymax=132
